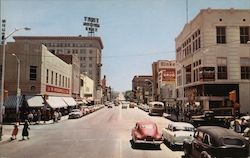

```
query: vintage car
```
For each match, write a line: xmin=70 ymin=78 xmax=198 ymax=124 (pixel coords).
xmin=183 ymin=126 xmax=249 ymax=158
xmin=129 ymin=102 xmax=136 ymax=108
xmin=162 ymin=122 xmax=194 ymax=147
xmin=131 ymin=120 xmax=163 ymax=147
xmin=68 ymin=109 xmax=83 ymax=119
xmin=148 ymin=101 xmax=165 ymax=116
xmin=191 ymin=110 xmax=234 ymax=128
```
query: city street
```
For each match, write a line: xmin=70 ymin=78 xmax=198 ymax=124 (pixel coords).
xmin=0 ymin=106 xmax=183 ymax=158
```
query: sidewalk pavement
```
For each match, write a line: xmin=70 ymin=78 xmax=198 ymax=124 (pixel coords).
xmin=0 ymin=115 xmax=69 ymax=144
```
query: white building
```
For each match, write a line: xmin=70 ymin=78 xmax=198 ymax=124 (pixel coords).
xmin=175 ymin=8 xmax=250 ymax=113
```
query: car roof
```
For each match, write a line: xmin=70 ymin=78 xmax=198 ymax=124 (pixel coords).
xmin=149 ymin=101 xmax=164 ymax=105
xmin=136 ymin=120 xmax=156 ymax=125
xmin=197 ymin=126 xmax=245 ymax=140
xmin=170 ymin=122 xmax=194 ymax=127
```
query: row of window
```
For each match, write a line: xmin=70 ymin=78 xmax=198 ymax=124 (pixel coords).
xmin=44 ymin=43 xmax=95 ymax=48
xmin=217 ymin=26 xmax=250 ymax=44
xmin=46 ymin=69 xmax=70 ymax=88
xmin=177 ymin=58 xmax=250 ymax=86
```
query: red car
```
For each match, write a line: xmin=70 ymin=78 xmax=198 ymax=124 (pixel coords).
xmin=131 ymin=120 xmax=163 ymax=147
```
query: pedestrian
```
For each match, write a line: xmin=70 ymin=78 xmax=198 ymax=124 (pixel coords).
xmin=241 ymin=118 xmax=248 ymax=132
xmin=27 ymin=112 xmax=33 ymax=124
xmin=234 ymin=120 xmax=241 ymax=133
xmin=11 ymin=124 xmax=18 ymax=140
xmin=37 ymin=109 xmax=42 ymax=124
xmin=22 ymin=120 xmax=30 ymax=140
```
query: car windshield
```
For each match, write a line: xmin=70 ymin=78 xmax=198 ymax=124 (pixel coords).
xmin=154 ymin=104 xmax=163 ymax=108
xmin=173 ymin=126 xmax=194 ymax=132
xmin=141 ymin=124 xmax=155 ymax=129
xmin=71 ymin=109 xmax=80 ymax=112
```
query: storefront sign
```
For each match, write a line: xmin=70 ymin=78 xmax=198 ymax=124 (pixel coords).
xmin=46 ymin=85 xmax=69 ymax=94
xmin=162 ymin=69 xmax=176 ymax=81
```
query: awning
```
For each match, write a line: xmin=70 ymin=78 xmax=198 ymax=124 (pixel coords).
xmin=46 ymin=96 xmax=68 ymax=109
xmin=3 ymin=95 xmax=23 ymax=109
xmin=62 ymin=97 xmax=77 ymax=107
xmin=26 ymin=96 xmax=44 ymax=108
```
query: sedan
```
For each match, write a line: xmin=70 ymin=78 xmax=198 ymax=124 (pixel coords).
xmin=68 ymin=109 xmax=83 ymax=119
xmin=131 ymin=120 xmax=163 ymax=147
xmin=162 ymin=122 xmax=194 ymax=147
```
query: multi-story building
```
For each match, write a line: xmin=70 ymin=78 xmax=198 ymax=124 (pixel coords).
xmin=175 ymin=8 xmax=250 ymax=114
xmin=132 ymin=75 xmax=153 ymax=103
xmin=13 ymin=36 xmax=104 ymax=103
xmin=0 ymin=41 xmax=77 ymax=120
xmin=80 ymin=74 xmax=94 ymax=99
xmin=152 ymin=60 xmax=176 ymax=101
xmin=55 ymin=54 xmax=80 ymax=98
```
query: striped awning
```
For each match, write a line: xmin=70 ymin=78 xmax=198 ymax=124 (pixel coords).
xmin=3 ymin=95 xmax=23 ymax=109
xmin=26 ymin=96 xmax=44 ymax=107
xmin=62 ymin=97 xmax=77 ymax=107
xmin=46 ymin=96 xmax=68 ymax=109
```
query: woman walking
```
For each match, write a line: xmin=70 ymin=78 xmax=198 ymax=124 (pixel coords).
xmin=22 ymin=120 xmax=30 ymax=140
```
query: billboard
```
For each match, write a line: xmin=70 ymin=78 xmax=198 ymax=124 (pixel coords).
xmin=161 ymin=69 xmax=176 ymax=82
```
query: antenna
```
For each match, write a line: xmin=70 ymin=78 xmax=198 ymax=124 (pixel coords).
xmin=186 ymin=0 xmax=188 ymax=23
xmin=83 ymin=17 xmax=100 ymax=36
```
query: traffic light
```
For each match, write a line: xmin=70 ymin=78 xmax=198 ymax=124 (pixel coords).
xmin=229 ymin=90 xmax=236 ymax=102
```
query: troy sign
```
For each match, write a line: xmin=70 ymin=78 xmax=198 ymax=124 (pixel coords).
xmin=46 ymin=85 xmax=69 ymax=94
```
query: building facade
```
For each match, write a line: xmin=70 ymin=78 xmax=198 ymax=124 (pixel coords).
xmin=56 ymin=54 xmax=80 ymax=98
xmin=132 ymin=75 xmax=153 ymax=103
xmin=80 ymin=74 xmax=94 ymax=99
xmin=13 ymin=36 xmax=103 ymax=103
xmin=152 ymin=60 xmax=176 ymax=101
xmin=175 ymin=8 xmax=250 ymax=114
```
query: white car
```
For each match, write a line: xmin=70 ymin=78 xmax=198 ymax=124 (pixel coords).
xmin=162 ymin=122 xmax=194 ymax=146
xmin=68 ymin=109 xmax=83 ymax=119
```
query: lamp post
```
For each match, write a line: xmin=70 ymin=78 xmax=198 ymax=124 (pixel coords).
xmin=0 ymin=20 xmax=30 ymax=140
xmin=12 ymin=53 xmax=20 ymax=122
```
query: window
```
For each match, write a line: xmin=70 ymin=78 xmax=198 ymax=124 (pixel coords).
xmin=89 ymin=57 xmax=92 ymax=60
xmin=0 ymin=65 xmax=2 ymax=80
xmin=240 ymin=58 xmax=250 ymax=79
xmin=55 ymin=73 xmax=58 ymax=85
xmin=62 ymin=76 xmax=64 ymax=87
xmin=240 ymin=27 xmax=249 ymax=44
xmin=216 ymin=26 xmax=226 ymax=44
xmin=46 ymin=69 xmax=49 ymax=83
xmin=30 ymin=66 xmax=37 ymax=81
xmin=59 ymin=74 xmax=61 ymax=86
xmin=89 ymin=50 xmax=93 ymax=54
xmin=68 ymin=78 xmax=70 ymax=88
xmin=217 ymin=58 xmax=227 ymax=79
xmin=51 ymin=71 xmax=54 ymax=84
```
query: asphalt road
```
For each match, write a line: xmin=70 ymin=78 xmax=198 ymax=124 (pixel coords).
xmin=0 ymin=106 xmax=183 ymax=158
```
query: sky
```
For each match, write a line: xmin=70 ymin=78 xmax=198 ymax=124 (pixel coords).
xmin=1 ymin=0 xmax=250 ymax=92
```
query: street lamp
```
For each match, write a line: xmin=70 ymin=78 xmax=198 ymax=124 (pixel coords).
xmin=12 ymin=53 xmax=20 ymax=122
xmin=0 ymin=20 xmax=30 ymax=140
xmin=144 ymin=79 xmax=154 ymax=102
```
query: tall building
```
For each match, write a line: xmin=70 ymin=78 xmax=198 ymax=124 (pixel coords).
xmin=175 ymin=8 xmax=250 ymax=113
xmin=132 ymin=75 xmax=153 ymax=103
xmin=13 ymin=36 xmax=104 ymax=103
xmin=152 ymin=60 xmax=176 ymax=101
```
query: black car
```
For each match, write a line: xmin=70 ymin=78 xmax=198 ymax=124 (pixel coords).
xmin=183 ymin=126 xmax=249 ymax=158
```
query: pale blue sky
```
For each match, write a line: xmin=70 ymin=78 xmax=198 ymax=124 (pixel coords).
xmin=1 ymin=0 xmax=249 ymax=92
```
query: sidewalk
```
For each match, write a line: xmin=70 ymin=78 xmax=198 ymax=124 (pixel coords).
xmin=0 ymin=115 xmax=68 ymax=144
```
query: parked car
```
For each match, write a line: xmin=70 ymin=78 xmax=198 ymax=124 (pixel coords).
xmin=148 ymin=101 xmax=164 ymax=116
xmin=108 ymin=104 xmax=113 ymax=108
xmin=162 ymin=122 xmax=194 ymax=147
xmin=183 ymin=126 xmax=249 ymax=158
xmin=131 ymin=120 xmax=163 ymax=147
xmin=68 ymin=109 xmax=83 ymax=119
xmin=122 ymin=101 xmax=129 ymax=109
xmin=129 ymin=102 xmax=136 ymax=108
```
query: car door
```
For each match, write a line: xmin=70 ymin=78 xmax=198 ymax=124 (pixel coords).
xmin=163 ymin=124 xmax=172 ymax=142
xmin=192 ymin=130 xmax=204 ymax=157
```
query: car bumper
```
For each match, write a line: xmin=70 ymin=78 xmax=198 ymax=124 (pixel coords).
xmin=134 ymin=139 xmax=163 ymax=145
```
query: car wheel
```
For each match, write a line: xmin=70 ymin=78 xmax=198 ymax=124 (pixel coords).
xmin=200 ymin=151 xmax=212 ymax=158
